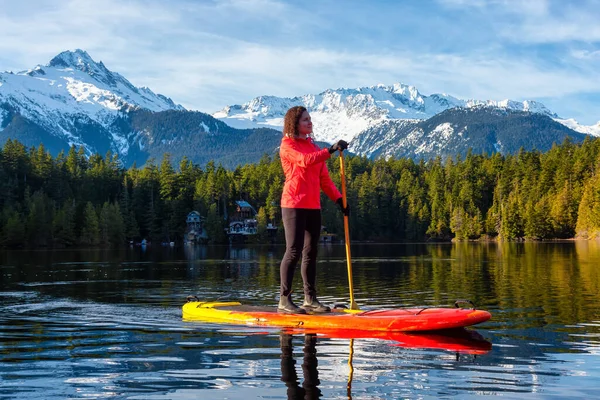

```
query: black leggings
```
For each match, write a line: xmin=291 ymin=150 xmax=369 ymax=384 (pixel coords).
xmin=280 ymin=208 xmax=322 ymax=297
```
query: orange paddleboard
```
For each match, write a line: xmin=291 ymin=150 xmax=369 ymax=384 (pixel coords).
xmin=182 ymin=300 xmax=491 ymax=332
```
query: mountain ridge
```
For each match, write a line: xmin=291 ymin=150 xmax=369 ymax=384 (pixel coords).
xmin=0 ymin=49 xmax=596 ymax=168
xmin=213 ymin=83 xmax=599 ymax=145
xmin=351 ymin=107 xmax=587 ymax=160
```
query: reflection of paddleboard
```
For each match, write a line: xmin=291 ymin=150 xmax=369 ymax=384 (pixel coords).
xmin=285 ymin=327 xmax=492 ymax=355
xmin=182 ymin=299 xmax=491 ymax=332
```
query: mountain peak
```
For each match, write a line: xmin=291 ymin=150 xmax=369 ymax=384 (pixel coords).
xmin=47 ymin=49 xmax=127 ymax=89
xmin=48 ymin=49 xmax=97 ymax=69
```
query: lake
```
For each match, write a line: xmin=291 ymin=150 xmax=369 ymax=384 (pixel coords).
xmin=1 ymin=242 xmax=599 ymax=399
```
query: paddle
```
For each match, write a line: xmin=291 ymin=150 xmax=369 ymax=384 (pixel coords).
xmin=339 ymin=150 xmax=359 ymax=310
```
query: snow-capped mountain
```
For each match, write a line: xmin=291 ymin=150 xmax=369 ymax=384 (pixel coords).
xmin=0 ymin=49 xmax=183 ymax=155
xmin=1 ymin=50 xmax=595 ymax=168
xmin=213 ymin=83 xmax=565 ymax=146
xmin=352 ymin=107 xmax=587 ymax=160
xmin=0 ymin=50 xmax=283 ymax=168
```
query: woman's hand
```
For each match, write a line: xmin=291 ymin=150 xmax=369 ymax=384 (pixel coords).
xmin=336 ymin=197 xmax=350 ymax=216
xmin=329 ymin=140 xmax=349 ymax=154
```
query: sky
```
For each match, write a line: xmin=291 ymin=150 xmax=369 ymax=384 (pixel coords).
xmin=0 ymin=0 xmax=599 ymax=124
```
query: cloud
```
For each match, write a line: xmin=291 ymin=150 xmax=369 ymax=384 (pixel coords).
xmin=572 ymin=49 xmax=600 ymax=59
xmin=437 ymin=0 xmax=600 ymax=43
xmin=438 ymin=0 xmax=550 ymax=15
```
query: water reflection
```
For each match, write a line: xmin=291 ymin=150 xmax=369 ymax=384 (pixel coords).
xmin=280 ymin=333 xmax=322 ymax=399
xmin=276 ymin=328 xmax=492 ymax=400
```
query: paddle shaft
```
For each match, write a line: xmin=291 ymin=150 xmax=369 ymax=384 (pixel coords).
xmin=339 ymin=150 xmax=358 ymax=310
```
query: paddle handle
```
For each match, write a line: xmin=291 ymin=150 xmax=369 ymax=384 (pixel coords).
xmin=339 ymin=150 xmax=358 ymax=310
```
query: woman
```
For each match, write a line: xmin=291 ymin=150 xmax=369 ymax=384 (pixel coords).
xmin=278 ymin=106 xmax=349 ymax=314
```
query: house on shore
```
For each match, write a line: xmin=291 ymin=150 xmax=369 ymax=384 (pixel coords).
xmin=227 ymin=201 xmax=258 ymax=241
xmin=227 ymin=200 xmax=277 ymax=242
xmin=185 ymin=211 xmax=208 ymax=244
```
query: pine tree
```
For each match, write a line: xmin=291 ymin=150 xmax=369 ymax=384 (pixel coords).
xmin=99 ymin=202 xmax=111 ymax=245
xmin=31 ymin=144 xmax=53 ymax=187
xmin=397 ymin=168 xmax=429 ymax=240
xmin=2 ymin=207 xmax=26 ymax=248
xmin=485 ymin=185 xmax=502 ymax=237
xmin=52 ymin=200 xmax=76 ymax=247
xmin=127 ymin=209 xmax=140 ymax=241
xmin=450 ymin=206 xmax=468 ymax=240
xmin=265 ymin=185 xmax=280 ymax=223
xmin=80 ymin=202 xmax=100 ymax=245
xmin=159 ymin=153 xmax=177 ymax=201
xmin=66 ymin=145 xmax=80 ymax=178
xmin=550 ymin=183 xmax=577 ymax=238
xmin=255 ymin=207 xmax=268 ymax=242
xmin=205 ymin=203 xmax=226 ymax=243
xmin=1 ymin=139 xmax=29 ymax=204
xmin=524 ymin=196 xmax=552 ymax=239
xmin=499 ymin=189 xmax=523 ymax=239
xmin=25 ymin=190 xmax=53 ymax=247
xmin=356 ymin=172 xmax=375 ymax=240
xmin=119 ymin=175 xmax=139 ymax=241
xmin=108 ymin=202 xmax=126 ymax=245
xmin=575 ymin=173 xmax=600 ymax=238
xmin=425 ymin=158 xmax=450 ymax=239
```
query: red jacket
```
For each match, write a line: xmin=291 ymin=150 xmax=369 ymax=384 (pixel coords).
xmin=280 ymin=136 xmax=342 ymax=209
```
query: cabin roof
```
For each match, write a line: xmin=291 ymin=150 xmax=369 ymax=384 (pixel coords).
xmin=235 ymin=200 xmax=257 ymax=214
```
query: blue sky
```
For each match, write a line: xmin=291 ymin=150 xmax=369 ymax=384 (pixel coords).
xmin=1 ymin=0 xmax=599 ymax=124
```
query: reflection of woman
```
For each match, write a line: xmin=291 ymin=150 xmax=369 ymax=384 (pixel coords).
xmin=280 ymin=333 xmax=321 ymax=399
xmin=278 ymin=106 xmax=349 ymax=314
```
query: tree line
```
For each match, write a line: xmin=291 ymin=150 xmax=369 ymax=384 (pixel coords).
xmin=1 ymin=136 xmax=600 ymax=248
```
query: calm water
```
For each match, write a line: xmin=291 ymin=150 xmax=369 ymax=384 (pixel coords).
xmin=1 ymin=242 xmax=599 ymax=399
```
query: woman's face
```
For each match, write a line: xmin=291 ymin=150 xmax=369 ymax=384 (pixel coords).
xmin=297 ymin=111 xmax=313 ymax=136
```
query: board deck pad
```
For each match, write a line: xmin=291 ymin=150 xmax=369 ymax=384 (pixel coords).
xmin=182 ymin=300 xmax=491 ymax=332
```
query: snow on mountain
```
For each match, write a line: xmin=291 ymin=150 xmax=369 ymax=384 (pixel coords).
xmin=555 ymin=118 xmax=600 ymax=137
xmin=214 ymin=83 xmax=463 ymax=144
xmin=213 ymin=83 xmax=565 ymax=146
xmin=464 ymin=99 xmax=556 ymax=116
xmin=351 ymin=119 xmax=467 ymax=160
xmin=349 ymin=119 xmax=420 ymax=159
xmin=0 ymin=107 xmax=5 ymax=130
xmin=0 ymin=49 xmax=183 ymax=154
xmin=352 ymin=107 xmax=587 ymax=161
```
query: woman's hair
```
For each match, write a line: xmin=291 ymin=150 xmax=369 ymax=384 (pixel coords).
xmin=282 ymin=106 xmax=308 ymax=138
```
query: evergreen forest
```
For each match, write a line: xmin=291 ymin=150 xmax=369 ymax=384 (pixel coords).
xmin=2 ymin=136 xmax=600 ymax=248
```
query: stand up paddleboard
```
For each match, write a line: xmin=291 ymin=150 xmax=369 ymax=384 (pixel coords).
xmin=182 ymin=299 xmax=491 ymax=332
